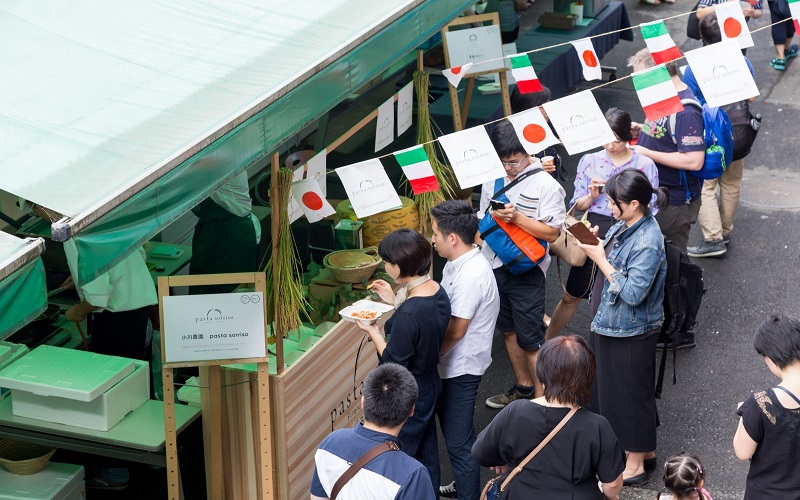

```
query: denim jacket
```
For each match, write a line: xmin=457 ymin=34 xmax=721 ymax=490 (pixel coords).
xmin=591 ymin=213 xmax=666 ymax=337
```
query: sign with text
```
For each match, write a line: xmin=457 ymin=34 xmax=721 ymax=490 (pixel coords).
xmin=163 ymin=292 xmax=266 ymax=363
xmin=438 ymin=126 xmax=505 ymax=189
xmin=444 ymin=25 xmax=505 ymax=75
xmin=684 ymin=40 xmax=759 ymax=107
xmin=542 ymin=91 xmax=616 ymax=155
xmin=335 ymin=159 xmax=402 ymax=218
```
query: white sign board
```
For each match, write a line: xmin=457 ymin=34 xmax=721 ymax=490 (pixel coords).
xmin=163 ymin=292 xmax=267 ymax=363
xmin=444 ymin=25 xmax=505 ymax=75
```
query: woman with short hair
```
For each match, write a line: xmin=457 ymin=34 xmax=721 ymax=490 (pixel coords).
xmin=355 ymin=228 xmax=450 ymax=498
xmin=472 ymin=335 xmax=625 ymax=499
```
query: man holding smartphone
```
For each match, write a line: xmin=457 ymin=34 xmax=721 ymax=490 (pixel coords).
xmin=479 ymin=120 xmax=566 ymax=408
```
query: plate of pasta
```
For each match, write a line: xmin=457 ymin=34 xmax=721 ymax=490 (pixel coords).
xmin=340 ymin=300 xmax=395 ymax=324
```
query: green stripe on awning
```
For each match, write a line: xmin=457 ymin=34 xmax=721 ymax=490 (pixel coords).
xmin=0 ymin=259 xmax=47 ymax=340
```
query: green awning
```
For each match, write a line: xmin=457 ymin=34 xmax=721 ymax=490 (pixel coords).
xmin=0 ymin=232 xmax=47 ymax=339
xmin=0 ymin=0 xmax=472 ymax=284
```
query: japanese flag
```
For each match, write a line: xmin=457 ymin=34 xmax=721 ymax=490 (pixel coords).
xmin=570 ymin=38 xmax=602 ymax=81
xmin=290 ymin=178 xmax=336 ymax=223
xmin=506 ymin=107 xmax=560 ymax=155
xmin=442 ymin=63 xmax=474 ymax=88
xmin=715 ymin=1 xmax=754 ymax=49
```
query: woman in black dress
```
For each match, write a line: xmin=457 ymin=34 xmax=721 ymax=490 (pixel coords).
xmin=355 ymin=228 xmax=450 ymax=498
xmin=472 ymin=336 xmax=624 ymax=499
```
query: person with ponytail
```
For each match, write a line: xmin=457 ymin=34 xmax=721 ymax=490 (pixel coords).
xmin=657 ymin=453 xmax=713 ymax=500
xmin=576 ymin=169 xmax=670 ymax=487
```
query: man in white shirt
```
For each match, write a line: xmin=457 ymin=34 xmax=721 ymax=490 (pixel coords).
xmin=480 ymin=120 xmax=566 ymax=409
xmin=430 ymin=200 xmax=500 ymax=500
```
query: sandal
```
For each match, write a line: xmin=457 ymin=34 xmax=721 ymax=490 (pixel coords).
xmin=786 ymin=44 xmax=799 ymax=60
xmin=771 ymin=58 xmax=787 ymax=71
xmin=639 ymin=0 xmax=661 ymax=4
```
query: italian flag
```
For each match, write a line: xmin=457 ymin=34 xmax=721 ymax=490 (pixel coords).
xmin=632 ymin=65 xmax=683 ymax=123
xmin=442 ymin=63 xmax=473 ymax=88
xmin=394 ymin=146 xmax=439 ymax=195
xmin=790 ymin=0 xmax=800 ymax=32
xmin=509 ymin=53 xmax=543 ymax=94
xmin=640 ymin=21 xmax=682 ymax=64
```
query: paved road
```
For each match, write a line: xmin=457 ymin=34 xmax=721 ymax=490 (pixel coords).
xmin=440 ymin=1 xmax=800 ymax=499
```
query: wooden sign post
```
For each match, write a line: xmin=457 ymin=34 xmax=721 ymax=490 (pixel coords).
xmin=158 ymin=272 xmax=273 ymax=500
xmin=441 ymin=13 xmax=512 ymax=131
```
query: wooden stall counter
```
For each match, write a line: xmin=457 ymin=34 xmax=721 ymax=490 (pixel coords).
xmin=210 ymin=313 xmax=385 ymax=500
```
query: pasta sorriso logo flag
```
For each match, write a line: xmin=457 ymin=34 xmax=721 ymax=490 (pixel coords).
xmin=683 ymin=40 xmax=759 ymax=107
xmin=542 ymin=91 xmax=616 ymax=155
xmin=335 ymin=159 xmax=402 ymax=219
xmin=438 ymin=127 xmax=506 ymax=190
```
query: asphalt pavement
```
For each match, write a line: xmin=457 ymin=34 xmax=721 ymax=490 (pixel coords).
xmin=440 ymin=1 xmax=800 ymax=499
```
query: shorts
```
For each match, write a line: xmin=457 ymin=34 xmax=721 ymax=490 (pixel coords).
xmin=564 ymin=213 xmax=614 ymax=299
xmin=493 ymin=265 xmax=546 ymax=351
xmin=769 ymin=1 xmax=796 ymax=44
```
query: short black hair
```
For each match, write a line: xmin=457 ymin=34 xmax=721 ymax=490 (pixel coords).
xmin=535 ymin=335 xmax=596 ymax=406
xmin=362 ymin=363 xmax=418 ymax=427
xmin=699 ymin=13 xmax=722 ymax=45
xmin=605 ymin=107 xmax=633 ymax=142
xmin=490 ymin=119 xmax=526 ymax=159
xmin=754 ymin=314 xmax=800 ymax=369
xmin=510 ymin=85 xmax=552 ymax=113
xmin=430 ymin=200 xmax=478 ymax=246
xmin=605 ymin=168 xmax=670 ymax=215
xmin=378 ymin=228 xmax=432 ymax=278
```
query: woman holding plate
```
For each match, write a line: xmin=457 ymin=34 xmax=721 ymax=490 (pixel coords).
xmin=355 ymin=228 xmax=451 ymax=497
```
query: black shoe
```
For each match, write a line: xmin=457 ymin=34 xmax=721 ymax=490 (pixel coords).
xmin=657 ymin=332 xmax=696 ymax=351
xmin=644 ymin=457 xmax=657 ymax=472
xmin=439 ymin=481 xmax=457 ymax=498
xmin=623 ymin=472 xmax=649 ymax=487
xmin=687 ymin=239 xmax=726 ymax=258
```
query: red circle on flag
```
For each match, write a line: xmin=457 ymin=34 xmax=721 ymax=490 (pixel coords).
xmin=451 ymin=66 xmax=462 ymax=74
xmin=301 ymin=192 xmax=323 ymax=211
xmin=723 ymin=18 xmax=742 ymax=38
xmin=582 ymin=50 xmax=598 ymax=67
xmin=522 ymin=124 xmax=547 ymax=144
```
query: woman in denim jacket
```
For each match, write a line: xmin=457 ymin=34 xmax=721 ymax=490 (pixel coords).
xmin=577 ymin=169 xmax=669 ymax=488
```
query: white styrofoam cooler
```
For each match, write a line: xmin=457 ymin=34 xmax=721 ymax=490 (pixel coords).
xmin=0 ymin=342 xmax=29 ymax=402
xmin=0 ymin=462 xmax=85 ymax=500
xmin=10 ymin=360 xmax=149 ymax=431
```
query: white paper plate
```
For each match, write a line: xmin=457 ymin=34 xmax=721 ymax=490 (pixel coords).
xmin=340 ymin=299 xmax=395 ymax=323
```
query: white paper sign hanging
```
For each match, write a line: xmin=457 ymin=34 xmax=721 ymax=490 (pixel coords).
xmin=444 ymin=25 xmax=505 ymax=75
xmin=163 ymin=293 xmax=266 ymax=363
xmin=438 ymin=127 xmax=506 ymax=189
xmin=683 ymin=40 xmax=759 ymax=107
xmin=542 ymin=91 xmax=616 ymax=155
xmin=336 ymin=159 xmax=402 ymax=218
xmin=375 ymin=97 xmax=395 ymax=152
xmin=397 ymin=82 xmax=414 ymax=136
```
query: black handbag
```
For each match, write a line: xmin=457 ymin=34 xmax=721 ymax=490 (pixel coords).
xmin=687 ymin=1 xmax=702 ymax=40
xmin=723 ymin=101 xmax=761 ymax=161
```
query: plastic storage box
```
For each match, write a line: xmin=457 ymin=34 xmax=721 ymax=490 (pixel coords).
xmin=10 ymin=360 xmax=149 ymax=431
xmin=0 ymin=461 xmax=85 ymax=500
xmin=0 ymin=342 xmax=29 ymax=402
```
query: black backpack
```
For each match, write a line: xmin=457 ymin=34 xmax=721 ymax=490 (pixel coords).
xmin=723 ymin=100 xmax=762 ymax=161
xmin=655 ymin=239 xmax=706 ymax=398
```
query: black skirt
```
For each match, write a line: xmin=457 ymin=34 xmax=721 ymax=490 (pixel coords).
xmin=588 ymin=329 xmax=659 ymax=452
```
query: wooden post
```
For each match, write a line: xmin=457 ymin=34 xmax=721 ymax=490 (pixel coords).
xmin=159 ymin=273 xmax=274 ymax=500
xmin=440 ymin=12 xmax=512 ymax=131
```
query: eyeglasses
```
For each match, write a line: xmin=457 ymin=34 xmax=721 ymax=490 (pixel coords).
xmin=501 ymin=157 xmax=528 ymax=167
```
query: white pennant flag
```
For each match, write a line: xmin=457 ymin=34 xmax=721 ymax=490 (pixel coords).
xmin=442 ymin=63 xmax=474 ymax=88
xmin=570 ymin=38 xmax=602 ymax=81
xmin=397 ymin=82 xmax=414 ymax=136
xmin=290 ymin=178 xmax=336 ymax=223
xmin=715 ymin=1 xmax=754 ymax=49
xmin=287 ymin=150 xmax=327 ymax=223
xmin=542 ymin=91 xmax=616 ymax=155
xmin=438 ymin=127 xmax=506 ymax=189
xmin=375 ymin=97 xmax=395 ymax=152
xmin=683 ymin=40 xmax=759 ymax=107
xmin=506 ymin=108 xmax=561 ymax=155
xmin=336 ymin=159 xmax=402 ymax=218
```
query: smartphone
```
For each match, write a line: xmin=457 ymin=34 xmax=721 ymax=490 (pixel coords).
xmin=490 ymin=199 xmax=506 ymax=211
xmin=567 ymin=221 xmax=600 ymax=246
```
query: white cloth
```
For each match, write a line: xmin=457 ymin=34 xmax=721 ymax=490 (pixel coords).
xmin=478 ymin=166 xmax=566 ymax=274
xmin=438 ymin=247 xmax=500 ymax=379
xmin=64 ymin=240 xmax=157 ymax=312
xmin=209 ymin=171 xmax=261 ymax=244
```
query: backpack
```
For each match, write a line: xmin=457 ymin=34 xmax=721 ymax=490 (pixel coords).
xmin=669 ymin=98 xmax=734 ymax=181
xmin=655 ymin=239 xmax=706 ymax=398
xmin=723 ymin=100 xmax=762 ymax=161
xmin=478 ymin=171 xmax=549 ymax=275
